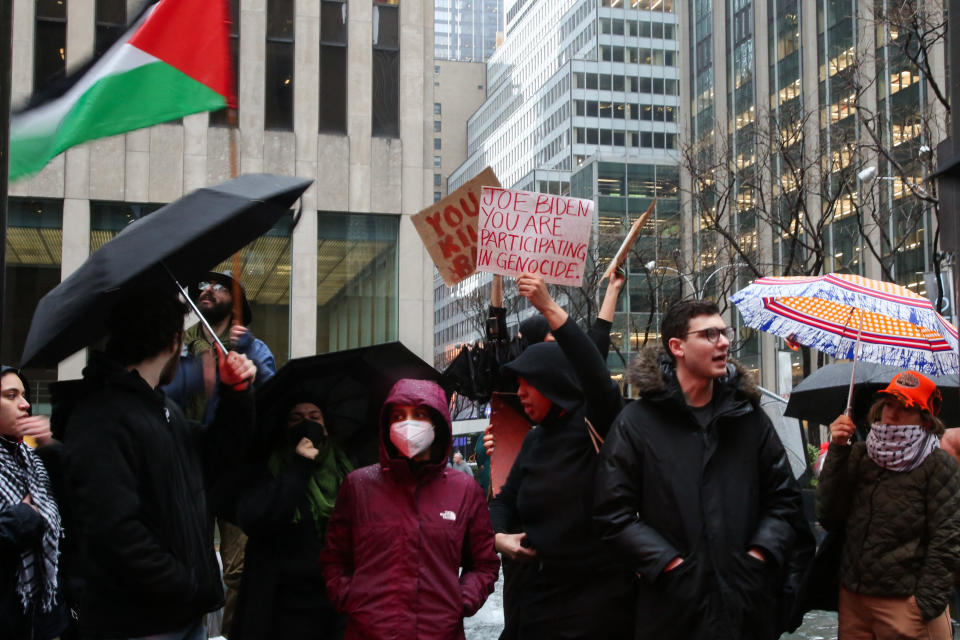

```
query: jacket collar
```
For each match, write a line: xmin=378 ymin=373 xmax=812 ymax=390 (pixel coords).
xmin=626 ymin=345 xmax=759 ymax=420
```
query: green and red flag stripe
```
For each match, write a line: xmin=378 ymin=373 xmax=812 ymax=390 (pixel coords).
xmin=9 ymin=0 xmax=235 ymax=181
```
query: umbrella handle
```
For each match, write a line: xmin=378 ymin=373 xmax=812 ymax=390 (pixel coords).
xmin=844 ymin=310 xmax=865 ymax=417
xmin=162 ymin=263 xmax=228 ymax=355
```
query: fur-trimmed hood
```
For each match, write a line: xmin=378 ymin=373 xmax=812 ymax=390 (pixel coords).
xmin=626 ymin=344 xmax=761 ymax=405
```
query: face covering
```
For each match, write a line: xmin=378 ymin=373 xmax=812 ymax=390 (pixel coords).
xmin=390 ymin=419 xmax=435 ymax=459
xmin=866 ymin=423 xmax=940 ymax=472
xmin=287 ymin=420 xmax=328 ymax=450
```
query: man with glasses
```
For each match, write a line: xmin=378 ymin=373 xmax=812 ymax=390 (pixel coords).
xmin=593 ymin=300 xmax=813 ymax=640
xmin=163 ymin=271 xmax=276 ymax=637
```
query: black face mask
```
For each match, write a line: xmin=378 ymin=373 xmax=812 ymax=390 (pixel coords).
xmin=286 ymin=420 xmax=328 ymax=450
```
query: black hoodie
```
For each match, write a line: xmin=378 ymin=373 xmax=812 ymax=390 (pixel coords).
xmin=489 ymin=317 xmax=623 ymax=567
xmin=51 ymin=352 xmax=254 ymax=638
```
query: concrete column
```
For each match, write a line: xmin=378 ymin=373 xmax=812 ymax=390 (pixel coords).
xmin=58 ymin=199 xmax=91 ymax=379
xmin=347 ymin=0 xmax=372 ymax=212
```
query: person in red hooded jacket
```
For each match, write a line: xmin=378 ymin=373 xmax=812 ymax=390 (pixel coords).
xmin=320 ymin=378 xmax=499 ymax=639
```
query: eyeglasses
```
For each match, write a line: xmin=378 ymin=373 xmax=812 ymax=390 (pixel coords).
xmin=198 ymin=281 xmax=229 ymax=293
xmin=684 ymin=326 xmax=736 ymax=343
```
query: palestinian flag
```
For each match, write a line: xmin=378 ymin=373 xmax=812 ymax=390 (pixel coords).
xmin=9 ymin=0 xmax=235 ymax=181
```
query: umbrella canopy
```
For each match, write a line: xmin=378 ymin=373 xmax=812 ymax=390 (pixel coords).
xmin=21 ymin=174 xmax=312 ymax=367
xmin=254 ymin=342 xmax=441 ymax=467
xmin=784 ymin=361 xmax=959 ymax=428
xmin=731 ymin=273 xmax=959 ymax=376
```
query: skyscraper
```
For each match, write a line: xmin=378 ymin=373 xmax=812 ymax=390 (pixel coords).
xmin=435 ymin=0 xmax=504 ymax=62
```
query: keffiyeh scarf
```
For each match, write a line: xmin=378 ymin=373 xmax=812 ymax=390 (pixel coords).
xmin=866 ymin=423 xmax=940 ymax=472
xmin=0 ymin=438 xmax=62 ymax=613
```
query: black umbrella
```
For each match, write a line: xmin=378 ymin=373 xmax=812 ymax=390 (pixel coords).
xmin=21 ymin=174 xmax=312 ymax=367
xmin=784 ymin=361 xmax=959 ymax=428
xmin=254 ymin=342 xmax=441 ymax=467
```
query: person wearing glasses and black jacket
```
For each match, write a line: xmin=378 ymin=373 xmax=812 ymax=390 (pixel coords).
xmin=593 ymin=299 xmax=814 ymax=640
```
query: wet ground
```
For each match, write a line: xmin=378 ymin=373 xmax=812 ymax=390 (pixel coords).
xmin=463 ymin=579 xmax=843 ymax=639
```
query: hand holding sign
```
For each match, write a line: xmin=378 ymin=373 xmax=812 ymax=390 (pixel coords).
xmin=517 ymin=273 xmax=568 ymax=330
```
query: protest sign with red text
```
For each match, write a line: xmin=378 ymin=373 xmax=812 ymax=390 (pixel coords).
xmin=411 ymin=167 xmax=500 ymax=286
xmin=476 ymin=187 xmax=594 ymax=286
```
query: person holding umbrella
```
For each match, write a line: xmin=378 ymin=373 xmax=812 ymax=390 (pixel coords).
xmin=320 ymin=378 xmax=499 ymax=639
xmin=163 ymin=270 xmax=276 ymax=636
xmin=0 ymin=367 xmax=68 ymax=640
xmin=818 ymin=371 xmax=960 ymax=639
xmin=52 ymin=287 xmax=257 ymax=640
xmin=230 ymin=393 xmax=352 ymax=640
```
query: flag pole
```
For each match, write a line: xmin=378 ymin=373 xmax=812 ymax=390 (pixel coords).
xmin=0 ymin=0 xmax=13 ymax=364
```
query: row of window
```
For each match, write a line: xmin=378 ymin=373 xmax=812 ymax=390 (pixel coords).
xmin=599 ymin=18 xmax=677 ymax=39
xmin=574 ymin=71 xmax=679 ymax=95
xmin=575 ymin=100 xmax=677 ymax=122
xmin=574 ymin=128 xmax=678 ymax=149
xmin=600 ymin=44 xmax=677 ymax=66
xmin=599 ymin=0 xmax=676 ymax=11
xmin=31 ymin=0 xmax=400 ymax=136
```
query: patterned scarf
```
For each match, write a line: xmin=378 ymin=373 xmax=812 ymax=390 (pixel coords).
xmin=0 ymin=438 xmax=62 ymax=613
xmin=866 ymin=423 xmax=940 ymax=472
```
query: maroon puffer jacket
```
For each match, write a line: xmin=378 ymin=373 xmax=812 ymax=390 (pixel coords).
xmin=321 ymin=379 xmax=499 ymax=640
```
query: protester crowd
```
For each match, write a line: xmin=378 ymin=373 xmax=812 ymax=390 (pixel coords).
xmin=2 ymin=268 xmax=959 ymax=640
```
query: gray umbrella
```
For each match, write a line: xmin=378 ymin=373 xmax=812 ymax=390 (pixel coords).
xmin=784 ymin=362 xmax=958 ymax=427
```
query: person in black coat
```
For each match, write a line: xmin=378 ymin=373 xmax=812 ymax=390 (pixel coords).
xmin=231 ymin=394 xmax=351 ymax=640
xmin=593 ymin=299 xmax=814 ymax=640
xmin=489 ymin=273 xmax=634 ymax=640
xmin=53 ymin=288 xmax=257 ymax=639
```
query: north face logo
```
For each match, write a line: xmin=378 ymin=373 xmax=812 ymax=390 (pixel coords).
xmin=897 ymin=372 xmax=920 ymax=388
xmin=440 ymin=511 xmax=456 ymax=521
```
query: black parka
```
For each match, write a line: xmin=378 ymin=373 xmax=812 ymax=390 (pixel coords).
xmin=51 ymin=352 xmax=254 ymax=638
xmin=593 ymin=347 xmax=814 ymax=640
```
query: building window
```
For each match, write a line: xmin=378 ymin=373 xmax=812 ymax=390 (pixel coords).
xmin=210 ymin=0 xmax=240 ymax=127
xmin=265 ymin=0 xmax=295 ymax=130
xmin=372 ymin=1 xmax=400 ymax=137
xmin=433 ymin=120 xmax=441 ymax=133
xmin=433 ymin=138 xmax=442 ymax=150
xmin=5 ymin=198 xmax=63 ymax=407
xmin=434 ymin=102 xmax=442 ymax=115
xmin=434 ymin=192 xmax=442 ymax=202
xmin=34 ymin=0 xmax=66 ymax=91
xmin=433 ymin=173 xmax=442 ymax=187
xmin=94 ymin=0 xmax=125 ymax=58
xmin=433 ymin=155 xmax=441 ymax=168
xmin=320 ymin=0 xmax=348 ymax=132
xmin=317 ymin=212 xmax=399 ymax=352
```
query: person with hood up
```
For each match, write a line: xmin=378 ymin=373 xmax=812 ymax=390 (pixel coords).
xmin=320 ymin=378 xmax=499 ymax=639
xmin=818 ymin=371 xmax=960 ymax=639
xmin=231 ymin=393 xmax=352 ymax=640
xmin=0 ymin=366 xmax=68 ymax=640
xmin=593 ymin=299 xmax=813 ymax=640
xmin=488 ymin=273 xmax=634 ymax=639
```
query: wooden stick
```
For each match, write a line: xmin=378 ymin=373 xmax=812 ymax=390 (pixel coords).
xmin=602 ymin=199 xmax=656 ymax=280
xmin=228 ymin=108 xmax=244 ymax=328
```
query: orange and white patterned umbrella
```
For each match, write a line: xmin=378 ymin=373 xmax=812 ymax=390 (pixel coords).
xmin=731 ymin=273 xmax=958 ymax=376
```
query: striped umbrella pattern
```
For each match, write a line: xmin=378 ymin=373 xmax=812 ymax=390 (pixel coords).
xmin=731 ymin=273 xmax=959 ymax=376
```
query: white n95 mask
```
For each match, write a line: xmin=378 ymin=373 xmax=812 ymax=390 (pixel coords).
xmin=389 ymin=419 xmax=435 ymax=458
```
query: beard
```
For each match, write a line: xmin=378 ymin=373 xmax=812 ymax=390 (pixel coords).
xmin=158 ymin=337 xmax=182 ymax=387
xmin=199 ymin=297 xmax=232 ymax=325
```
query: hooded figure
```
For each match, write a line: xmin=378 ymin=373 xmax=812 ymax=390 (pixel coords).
xmin=320 ymin=379 xmax=499 ymax=640
xmin=0 ymin=366 xmax=68 ymax=640
xmin=489 ymin=316 xmax=635 ymax=639
xmin=231 ymin=392 xmax=353 ymax=640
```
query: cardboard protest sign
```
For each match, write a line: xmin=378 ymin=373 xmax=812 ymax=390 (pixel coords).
xmin=476 ymin=187 xmax=594 ymax=286
xmin=489 ymin=392 xmax=532 ymax=497
xmin=411 ymin=167 xmax=500 ymax=286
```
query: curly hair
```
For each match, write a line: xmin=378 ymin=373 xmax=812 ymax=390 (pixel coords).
xmin=105 ymin=287 xmax=187 ymax=366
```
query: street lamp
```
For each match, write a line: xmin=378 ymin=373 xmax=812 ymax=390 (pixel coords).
xmin=645 ymin=261 xmax=749 ymax=298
